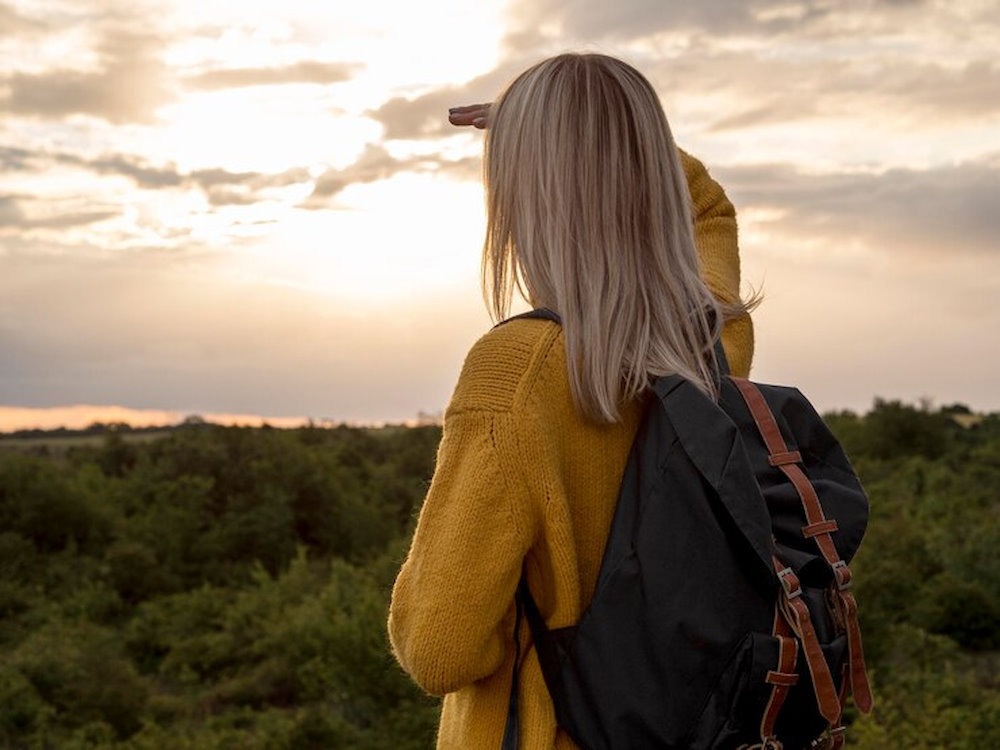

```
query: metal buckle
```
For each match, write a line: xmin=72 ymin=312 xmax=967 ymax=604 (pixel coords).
xmin=738 ymin=739 xmax=783 ymax=750
xmin=777 ymin=567 xmax=801 ymax=599
xmin=831 ymin=560 xmax=852 ymax=591
xmin=809 ymin=725 xmax=846 ymax=749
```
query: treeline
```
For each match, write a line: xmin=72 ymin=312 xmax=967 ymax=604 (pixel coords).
xmin=0 ymin=417 xmax=203 ymax=441
xmin=0 ymin=401 xmax=998 ymax=748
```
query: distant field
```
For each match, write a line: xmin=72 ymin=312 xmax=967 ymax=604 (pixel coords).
xmin=0 ymin=430 xmax=173 ymax=451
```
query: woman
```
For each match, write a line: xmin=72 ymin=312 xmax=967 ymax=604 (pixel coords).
xmin=388 ymin=53 xmax=756 ymax=748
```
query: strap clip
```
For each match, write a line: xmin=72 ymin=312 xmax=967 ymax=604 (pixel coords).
xmin=831 ymin=560 xmax=852 ymax=591
xmin=777 ymin=567 xmax=802 ymax=599
xmin=809 ymin=725 xmax=846 ymax=749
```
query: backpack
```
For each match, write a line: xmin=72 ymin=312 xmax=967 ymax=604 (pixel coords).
xmin=500 ymin=308 xmax=873 ymax=750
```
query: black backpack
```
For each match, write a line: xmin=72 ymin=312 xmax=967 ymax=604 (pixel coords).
xmin=500 ymin=309 xmax=873 ymax=750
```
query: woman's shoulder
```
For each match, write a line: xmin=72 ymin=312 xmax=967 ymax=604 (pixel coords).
xmin=446 ymin=316 xmax=563 ymax=416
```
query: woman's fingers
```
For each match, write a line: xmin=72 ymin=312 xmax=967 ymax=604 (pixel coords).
xmin=448 ymin=103 xmax=492 ymax=128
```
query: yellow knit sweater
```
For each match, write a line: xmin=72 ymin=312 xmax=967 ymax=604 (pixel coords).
xmin=388 ymin=151 xmax=755 ymax=748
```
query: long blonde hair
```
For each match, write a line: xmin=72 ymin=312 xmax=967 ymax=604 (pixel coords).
xmin=483 ymin=52 xmax=746 ymax=424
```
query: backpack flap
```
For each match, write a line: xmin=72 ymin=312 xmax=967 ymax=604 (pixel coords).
xmin=655 ymin=375 xmax=777 ymax=587
xmin=718 ymin=382 xmax=870 ymax=570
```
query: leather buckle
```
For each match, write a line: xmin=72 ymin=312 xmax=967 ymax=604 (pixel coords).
xmin=777 ymin=567 xmax=801 ymax=599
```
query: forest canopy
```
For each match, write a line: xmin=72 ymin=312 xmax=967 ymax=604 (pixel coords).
xmin=0 ymin=399 xmax=998 ymax=748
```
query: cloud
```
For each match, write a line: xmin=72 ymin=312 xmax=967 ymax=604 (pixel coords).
xmin=0 ymin=195 xmax=117 ymax=229
xmin=700 ymin=56 xmax=1000 ymax=131
xmin=0 ymin=194 xmax=20 ymax=225
xmin=76 ymin=153 xmax=310 ymax=204
xmin=366 ymin=7 xmax=1000 ymax=147
xmin=0 ymin=145 xmax=311 ymax=207
xmin=368 ymin=61 xmax=525 ymax=140
xmin=876 ymin=60 xmax=1000 ymax=120
xmin=716 ymin=158 xmax=1000 ymax=255
xmin=500 ymin=0 xmax=962 ymax=46
xmin=501 ymin=0 xmax=828 ymax=42
xmin=184 ymin=61 xmax=362 ymax=90
xmin=1 ymin=140 xmax=479 ymax=213
xmin=302 ymin=144 xmax=480 ymax=207
xmin=306 ymin=144 xmax=409 ymax=201
xmin=0 ymin=145 xmax=46 ymax=171
xmin=0 ymin=30 xmax=174 ymax=123
xmin=370 ymin=90 xmax=462 ymax=140
xmin=0 ymin=2 xmax=47 ymax=37
xmin=486 ymin=0 xmax=1000 ymax=132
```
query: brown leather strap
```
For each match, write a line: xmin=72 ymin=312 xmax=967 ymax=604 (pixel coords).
xmin=776 ymin=461 xmax=844 ymax=575
xmin=773 ymin=556 xmax=841 ymax=726
xmin=826 ymin=662 xmax=851 ymax=749
xmin=839 ymin=588 xmax=874 ymax=712
xmin=768 ymin=450 xmax=801 ymax=466
xmin=802 ymin=520 xmax=838 ymax=538
xmin=760 ymin=604 xmax=799 ymax=741
xmin=732 ymin=378 xmax=788 ymax=457
xmin=734 ymin=378 xmax=873 ymax=717
xmin=732 ymin=378 xmax=841 ymax=570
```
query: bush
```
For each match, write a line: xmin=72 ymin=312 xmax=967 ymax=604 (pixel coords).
xmin=10 ymin=621 xmax=150 ymax=739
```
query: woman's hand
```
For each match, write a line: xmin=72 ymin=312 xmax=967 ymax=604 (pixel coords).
xmin=448 ymin=103 xmax=491 ymax=129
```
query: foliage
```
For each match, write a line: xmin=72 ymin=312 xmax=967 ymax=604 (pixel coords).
xmin=0 ymin=424 xmax=440 ymax=749
xmin=0 ymin=403 xmax=998 ymax=747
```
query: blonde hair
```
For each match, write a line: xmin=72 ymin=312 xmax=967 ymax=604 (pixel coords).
xmin=483 ymin=52 xmax=748 ymax=423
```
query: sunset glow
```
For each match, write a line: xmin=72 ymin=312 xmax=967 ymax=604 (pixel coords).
xmin=2 ymin=0 xmax=999 ymax=431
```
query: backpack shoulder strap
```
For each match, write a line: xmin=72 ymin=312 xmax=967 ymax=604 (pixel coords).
xmin=500 ymin=585 xmax=524 ymax=750
xmin=493 ymin=308 xmax=561 ymax=328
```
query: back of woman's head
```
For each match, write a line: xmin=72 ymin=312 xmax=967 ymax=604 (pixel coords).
xmin=483 ymin=52 xmax=724 ymax=423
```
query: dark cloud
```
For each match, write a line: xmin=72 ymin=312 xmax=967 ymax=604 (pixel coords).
xmin=184 ymin=61 xmax=362 ymax=90
xmin=0 ymin=30 xmax=174 ymax=123
xmin=716 ymin=158 xmax=1000 ymax=255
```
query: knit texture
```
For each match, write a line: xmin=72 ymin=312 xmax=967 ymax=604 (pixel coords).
xmin=388 ymin=151 xmax=755 ymax=748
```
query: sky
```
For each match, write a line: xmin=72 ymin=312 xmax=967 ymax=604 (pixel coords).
xmin=1 ymin=0 xmax=999 ymax=430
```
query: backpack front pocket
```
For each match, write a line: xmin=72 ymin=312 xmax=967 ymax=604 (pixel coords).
xmin=684 ymin=631 xmax=780 ymax=749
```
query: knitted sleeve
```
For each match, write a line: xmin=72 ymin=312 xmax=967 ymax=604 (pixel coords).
xmin=679 ymin=148 xmax=756 ymax=377
xmin=387 ymin=407 xmax=533 ymax=696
